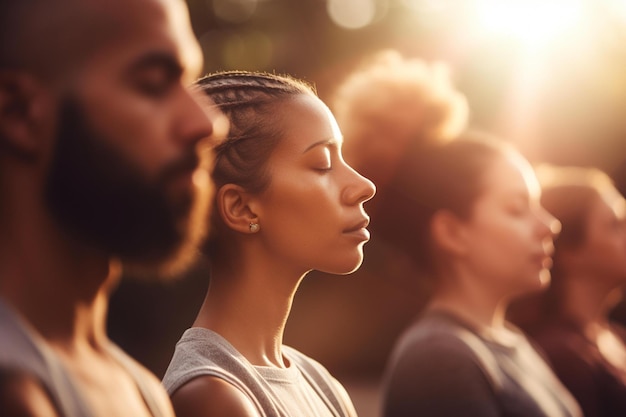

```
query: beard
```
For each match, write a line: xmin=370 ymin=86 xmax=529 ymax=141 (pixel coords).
xmin=44 ymin=96 xmax=212 ymax=279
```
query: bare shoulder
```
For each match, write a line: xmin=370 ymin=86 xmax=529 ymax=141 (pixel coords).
xmin=170 ymin=375 xmax=261 ymax=417
xmin=0 ymin=370 xmax=60 ymax=417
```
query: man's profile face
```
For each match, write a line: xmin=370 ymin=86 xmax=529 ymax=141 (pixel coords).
xmin=45 ymin=95 xmax=211 ymax=277
xmin=44 ymin=0 xmax=223 ymax=277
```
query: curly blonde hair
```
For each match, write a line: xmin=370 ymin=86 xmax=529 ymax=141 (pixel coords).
xmin=332 ymin=50 xmax=469 ymax=186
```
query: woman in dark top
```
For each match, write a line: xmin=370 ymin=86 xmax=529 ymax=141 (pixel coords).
xmin=380 ymin=133 xmax=582 ymax=417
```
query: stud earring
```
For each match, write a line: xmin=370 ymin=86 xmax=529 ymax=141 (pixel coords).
xmin=249 ymin=222 xmax=260 ymax=233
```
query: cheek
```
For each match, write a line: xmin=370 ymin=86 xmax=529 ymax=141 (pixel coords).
xmin=475 ymin=217 xmax=529 ymax=253
xmin=81 ymin=86 xmax=174 ymax=178
xmin=468 ymin=216 xmax=535 ymax=277
xmin=98 ymin=100 xmax=173 ymax=176
xmin=266 ymin=187 xmax=333 ymax=235
xmin=259 ymin=181 xmax=342 ymax=254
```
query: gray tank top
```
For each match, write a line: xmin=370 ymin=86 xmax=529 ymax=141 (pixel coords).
xmin=0 ymin=298 xmax=167 ymax=417
xmin=162 ymin=327 xmax=355 ymax=417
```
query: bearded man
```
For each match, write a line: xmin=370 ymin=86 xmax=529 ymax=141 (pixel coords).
xmin=0 ymin=0 xmax=227 ymax=415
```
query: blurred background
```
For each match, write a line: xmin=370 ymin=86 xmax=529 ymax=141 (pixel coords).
xmin=108 ymin=1 xmax=626 ymax=415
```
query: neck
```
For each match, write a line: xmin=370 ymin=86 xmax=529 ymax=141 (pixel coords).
xmin=427 ymin=291 xmax=508 ymax=331
xmin=0 ymin=197 xmax=117 ymax=352
xmin=556 ymin=272 xmax=621 ymax=329
xmin=194 ymin=249 xmax=304 ymax=368
xmin=427 ymin=266 xmax=509 ymax=332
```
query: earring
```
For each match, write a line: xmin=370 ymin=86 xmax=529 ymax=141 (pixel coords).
xmin=249 ymin=222 xmax=260 ymax=233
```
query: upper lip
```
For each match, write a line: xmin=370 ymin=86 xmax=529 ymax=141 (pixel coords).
xmin=163 ymin=153 xmax=201 ymax=182
xmin=344 ymin=217 xmax=370 ymax=233
xmin=531 ymin=251 xmax=552 ymax=264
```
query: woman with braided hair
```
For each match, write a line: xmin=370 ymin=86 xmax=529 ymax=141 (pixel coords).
xmin=162 ymin=71 xmax=375 ymax=417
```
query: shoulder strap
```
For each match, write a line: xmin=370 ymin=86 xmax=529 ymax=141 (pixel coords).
xmin=0 ymin=299 xmax=93 ymax=417
xmin=451 ymin=326 xmax=504 ymax=390
xmin=163 ymin=328 xmax=285 ymax=417
xmin=107 ymin=344 xmax=168 ymax=417
xmin=283 ymin=347 xmax=350 ymax=417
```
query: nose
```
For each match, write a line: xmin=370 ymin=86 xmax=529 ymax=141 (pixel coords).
xmin=342 ymin=164 xmax=376 ymax=206
xmin=536 ymin=205 xmax=561 ymax=238
xmin=177 ymin=88 xmax=229 ymax=149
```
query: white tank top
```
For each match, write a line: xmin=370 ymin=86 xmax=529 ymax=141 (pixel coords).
xmin=162 ymin=327 xmax=356 ymax=417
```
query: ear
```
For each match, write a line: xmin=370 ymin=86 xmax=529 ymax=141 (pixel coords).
xmin=216 ymin=184 xmax=260 ymax=234
xmin=430 ymin=210 xmax=469 ymax=256
xmin=0 ymin=71 xmax=49 ymax=158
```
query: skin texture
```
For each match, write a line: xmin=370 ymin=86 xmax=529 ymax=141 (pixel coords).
xmin=427 ymin=150 xmax=559 ymax=334
xmin=0 ymin=0 xmax=225 ymax=416
xmin=172 ymin=93 xmax=373 ymax=417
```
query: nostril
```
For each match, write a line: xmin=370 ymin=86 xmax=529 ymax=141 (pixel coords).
xmin=358 ymin=178 xmax=376 ymax=204
xmin=549 ymin=218 xmax=562 ymax=235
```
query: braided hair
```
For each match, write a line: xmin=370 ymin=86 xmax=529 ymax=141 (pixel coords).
xmin=196 ymin=71 xmax=316 ymax=194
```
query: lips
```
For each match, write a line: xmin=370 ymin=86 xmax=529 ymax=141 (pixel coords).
xmin=531 ymin=252 xmax=553 ymax=269
xmin=161 ymin=152 xmax=201 ymax=184
xmin=541 ymin=256 xmax=553 ymax=269
xmin=343 ymin=218 xmax=371 ymax=242
xmin=344 ymin=217 xmax=370 ymax=233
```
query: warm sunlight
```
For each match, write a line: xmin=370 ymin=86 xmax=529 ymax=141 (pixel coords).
xmin=475 ymin=0 xmax=585 ymax=47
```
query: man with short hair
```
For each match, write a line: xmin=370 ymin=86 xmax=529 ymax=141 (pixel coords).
xmin=0 ymin=0 xmax=226 ymax=415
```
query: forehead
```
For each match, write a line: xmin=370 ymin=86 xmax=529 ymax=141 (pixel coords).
xmin=479 ymin=152 xmax=537 ymax=200
xmin=74 ymin=0 xmax=202 ymax=82
xmin=272 ymin=94 xmax=343 ymax=155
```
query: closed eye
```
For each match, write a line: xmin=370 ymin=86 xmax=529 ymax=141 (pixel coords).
xmin=127 ymin=52 xmax=183 ymax=98
xmin=308 ymin=145 xmax=333 ymax=173
xmin=314 ymin=167 xmax=332 ymax=173
xmin=506 ymin=202 xmax=530 ymax=216
xmin=135 ymin=76 xmax=172 ymax=97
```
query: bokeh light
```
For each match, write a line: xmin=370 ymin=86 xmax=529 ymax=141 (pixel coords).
xmin=199 ymin=29 xmax=274 ymax=71
xmin=326 ymin=0 xmax=378 ymax=30
xmin=212 ymin=0 xmax=258 ymax=23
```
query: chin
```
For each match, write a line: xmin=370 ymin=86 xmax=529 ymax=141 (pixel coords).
xmin=342 ymin=262 xmax=364 ymax=275
xmin=320 ymin=253 xmax=365 ymax=276
xmin=518 ymin=270 xmax=551 ymax=297
xmin=538 ymin=269 xmax=552 ymax=288
xmin=312 ymin=240 xmax=369 ymax=275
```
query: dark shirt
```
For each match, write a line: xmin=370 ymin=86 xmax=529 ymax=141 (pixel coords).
xmin=531 ymin=317 xmax=626 ymax=417
xmin=382 ymin=311 xmax=582 ymax=417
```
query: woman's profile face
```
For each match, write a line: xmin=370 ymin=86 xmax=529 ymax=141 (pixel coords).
xmin=251 ymin=94 xmax=376 ymax=275
xmin=575 ymin=188 xmax=626 ymax=285
xmin=459 ymin=152 xmax=559 ymax=298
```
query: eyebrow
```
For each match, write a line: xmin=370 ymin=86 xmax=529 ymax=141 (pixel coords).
xmin=127 ymin=51 xmax=183 ymax=78
xmin=303 ymin=139 xmax=341 ymax=154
